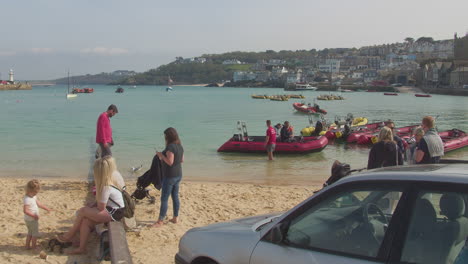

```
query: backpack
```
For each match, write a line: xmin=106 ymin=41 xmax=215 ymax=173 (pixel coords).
xmin=111 ymin=186 xmax=136 ymax=218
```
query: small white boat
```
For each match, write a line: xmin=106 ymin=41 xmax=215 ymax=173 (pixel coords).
xmin=166 ymin=75 xmax=174 ymax=92
xmin=295 ymin=83 xmax=317 ymax=91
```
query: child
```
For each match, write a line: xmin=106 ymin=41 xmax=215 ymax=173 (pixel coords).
xmin=23 ymin=179 xmax=51 ymax=249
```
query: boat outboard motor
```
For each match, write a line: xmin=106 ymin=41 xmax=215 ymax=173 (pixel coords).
xmin=312 ymin=121 xmax=323 ymax=136
xmin=343 ymin=124 xmax=351 ymax=137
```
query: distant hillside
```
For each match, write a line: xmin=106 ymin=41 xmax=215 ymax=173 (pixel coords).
xmin=112 ymin=49 xmax=338 ymax=85
xmin=53 ymin=70 xmax=137 ymax=85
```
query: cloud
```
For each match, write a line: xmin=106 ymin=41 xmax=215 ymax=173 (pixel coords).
xmin=30 ymin=48 xmax=53 ymax=54
xmin=0 ymin=51 xmax=16 ymax=56
xmin=80 ymin=47 xmax=129 ymax=55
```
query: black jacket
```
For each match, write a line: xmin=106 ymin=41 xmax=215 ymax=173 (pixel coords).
xmin=367 ymin=141 xmax=403 ymax=169
xmin=137 ymin=155 xmax=163 ymax=190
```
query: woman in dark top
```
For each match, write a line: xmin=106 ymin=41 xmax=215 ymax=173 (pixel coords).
xmin=152 ymin=127 xmax=184 ymax=227
xmin=367 ymin=126 xmax=403 ymax=169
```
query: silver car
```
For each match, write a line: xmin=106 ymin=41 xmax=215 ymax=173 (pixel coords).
xmin=176 ymin=163 xmax=468 ymax=264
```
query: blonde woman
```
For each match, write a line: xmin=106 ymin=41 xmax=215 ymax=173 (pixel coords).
xmin=58 ymin=156 xmax=124 ymax=254
xmin=367 ymin=126 xmax=403 ymax=169
xmin=407 ymin=127 xmax=425 ymax=165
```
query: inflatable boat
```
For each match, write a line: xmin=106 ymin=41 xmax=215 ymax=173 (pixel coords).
xmin=440 ymin=129 xmax=468 ymax=152
xmin=415 ymin=94 xmax=432 ymax=97
xmin=346 ymin=122 xmax=385 ymax=143
xmin=217 ymin=135 xmax=329 ymax=154
xmin=356 ymin=124 xmax=420 ymax=145
xmin=293 ymin=102 xmax=327 ymax=114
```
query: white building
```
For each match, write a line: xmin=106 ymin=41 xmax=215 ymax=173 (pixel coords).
xmin=233 ymin=71 xmax=256 ymax=82
xmin=286 ymin=69 xmax=302 ymax=84
xmin=318 ymin=59 xmax=341 ymax=73
xmin=222 ymin=59 xmax=242 ymax=65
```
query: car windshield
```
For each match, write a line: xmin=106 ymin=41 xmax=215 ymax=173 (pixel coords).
xmin=284 ymin=187 xmax=403 ymax=258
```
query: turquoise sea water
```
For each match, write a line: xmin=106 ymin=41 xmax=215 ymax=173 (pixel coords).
xmin=1 ymin=85 xmax=467 ymax=185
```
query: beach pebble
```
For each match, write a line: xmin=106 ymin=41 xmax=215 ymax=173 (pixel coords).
xmin=39 ymin=250 xmax=48 ymax=260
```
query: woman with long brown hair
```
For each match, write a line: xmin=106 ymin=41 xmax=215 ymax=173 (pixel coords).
xmin=152 ymin=127 xmax=184 ymax=227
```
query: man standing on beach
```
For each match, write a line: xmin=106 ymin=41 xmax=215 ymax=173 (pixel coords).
xmin=264 ymin=120 xmax=276 ymax=160
xmin=96 ymin=104 xmax=118 ymax=157
xmin=415 ymin=116 xmax=444 ymax=164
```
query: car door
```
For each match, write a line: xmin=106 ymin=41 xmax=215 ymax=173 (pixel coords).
xmin=250 ymin=182 xmax=407 ymax=264
xmin=398 ymin=185 xmax=468 ymax=264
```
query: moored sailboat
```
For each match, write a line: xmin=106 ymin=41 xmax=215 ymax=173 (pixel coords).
xmin=66 ymin=71 xmax=77 ymax=99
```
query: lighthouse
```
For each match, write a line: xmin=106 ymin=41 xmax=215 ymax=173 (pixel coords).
xmin=9 ymin=69 xmax=14 ymax=82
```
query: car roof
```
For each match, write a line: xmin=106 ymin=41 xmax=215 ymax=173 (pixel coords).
xmin=337 ymin=164 xmax=468 ymax=185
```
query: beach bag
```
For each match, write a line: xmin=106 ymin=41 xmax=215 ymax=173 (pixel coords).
xmin=111 ymin=186 xmax=136 ymax=218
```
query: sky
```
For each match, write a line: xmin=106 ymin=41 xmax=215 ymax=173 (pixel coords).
xmin=0 ymin=0 xmax=467 ymax=80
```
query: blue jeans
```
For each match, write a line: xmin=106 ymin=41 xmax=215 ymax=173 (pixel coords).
xmin=158 ymin=175 xmax=182 ymax=221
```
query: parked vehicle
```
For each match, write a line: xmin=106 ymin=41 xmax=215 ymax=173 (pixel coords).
xmin=176 ymin=163 xmax=468 ymax=264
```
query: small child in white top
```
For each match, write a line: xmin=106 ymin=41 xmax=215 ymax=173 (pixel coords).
xmin=23 ymin=179 xmax=51 ymax=249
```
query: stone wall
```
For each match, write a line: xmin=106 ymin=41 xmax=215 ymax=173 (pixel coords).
xmin=0 ymin=84 xmax=32 ymax=90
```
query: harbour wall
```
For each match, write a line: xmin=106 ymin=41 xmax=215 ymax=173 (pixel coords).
xmin=0 ymin=84 xmax=32 ymax=90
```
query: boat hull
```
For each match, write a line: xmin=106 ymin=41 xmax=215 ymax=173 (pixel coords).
xmin=217 ymin=135 xmax=328 ymax=154
xmin=415 ymin=94 xmax=432 ymax=97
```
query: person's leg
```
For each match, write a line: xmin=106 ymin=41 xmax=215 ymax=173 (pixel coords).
xmin=27 ymin=220 xmax=39 ymax=249
xmin=99 ymin=143 xmax=112 ymax=157
xmin=170 ymin=176 xmax=182 ymax=223
xmin=25 ymin=234 xmax=32 ymax=249
xmin=31 ymin=236 xmax=37 ymax=249
xmin=60 ymin=206 xmax=110 ymax=241
xmin=153 ymin=178 xmax=173 ymax=227
xmin=68 ymin=218 xmax=96 ymax=254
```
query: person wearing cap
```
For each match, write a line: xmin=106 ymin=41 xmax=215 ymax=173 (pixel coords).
xmin=96 ymin=104 xmax=118 ymax=157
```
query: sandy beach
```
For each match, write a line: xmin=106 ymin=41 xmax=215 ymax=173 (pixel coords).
xmin=0 ymin=177 xmax=319 ymax=264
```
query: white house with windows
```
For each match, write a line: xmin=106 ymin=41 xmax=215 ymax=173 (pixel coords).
xmin=233 ymin=71 xmax=256 ymax=82
xmin=222 ymin=59 xmax=242 ymax=65
xmin=318 ymin=59 xmax=341 ymax=73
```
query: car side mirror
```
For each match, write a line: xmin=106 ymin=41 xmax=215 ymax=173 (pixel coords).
xmin=266 ymin=222 xmax=288 ymax=244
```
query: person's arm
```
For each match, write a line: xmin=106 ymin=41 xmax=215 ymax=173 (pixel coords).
xmin=23 ymin=204 xmax=39 ymax=220
xmin=264 ymin=135 xmax=270 ymax=145
xmin=36 ymin=199 xmax=51 ymax=213
xmin=96 ymin=202 xmax=107 ymax=211
xmin=415 ymin=149 xmax=424 ymax=163
xmin=415 ymin=139 xmax=427 ymax=163
xmin=158 ymin=150 xmax=175 ymax=166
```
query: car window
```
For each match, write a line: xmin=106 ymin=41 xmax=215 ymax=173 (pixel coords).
xmin=401 ymin=191 xmax=468 ymax=264
xmin=284 ymin=187 xmax=403 ymax=258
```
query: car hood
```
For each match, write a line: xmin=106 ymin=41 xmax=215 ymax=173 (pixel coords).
xmin=179 ymin=212 xmax=284 ymax=264
xmin=189 ymin=212 xmax=283 ymax=233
